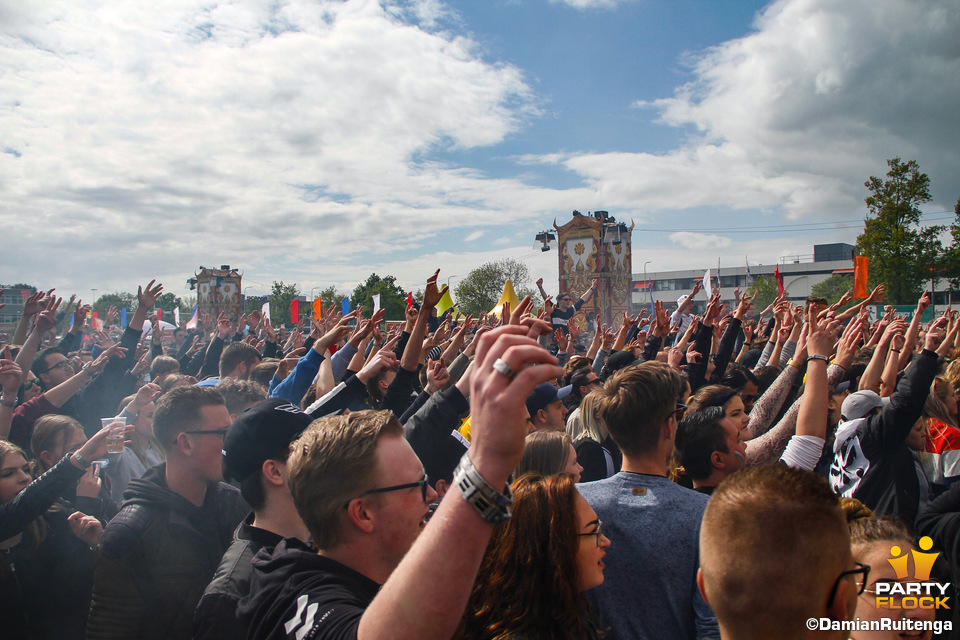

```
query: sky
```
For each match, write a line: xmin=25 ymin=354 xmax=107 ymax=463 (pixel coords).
xmin=1 ymin=0 xmax=958 ymax=303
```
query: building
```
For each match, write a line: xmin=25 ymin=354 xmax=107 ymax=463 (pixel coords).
xmin=187 ymin=266 xmax=243 ymax=321
xmin=632 ymin=243 xmax=855 ymax=314
xmin=0 ymin=285 xmax=38 ymax=337
xmin=553 ymin=210 xmax=633 ymax=332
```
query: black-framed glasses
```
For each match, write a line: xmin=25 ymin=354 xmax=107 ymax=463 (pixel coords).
xmin=176 ymin=428 xmax=230 ymax=445
xmin=43 ymin=360 xmax=72 ymax=374
xmin=576 ymin=519 xmax=603 ymax=547
xmin=345 ymin=474 xmax=430 ymax=508
xmin=827 ymin=562 xmax=870 ymax=606
xmin=673 ymin=402 xmax=688 ymax=421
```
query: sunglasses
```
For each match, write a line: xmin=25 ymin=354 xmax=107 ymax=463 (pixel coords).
xmin=22 ymin=378 xmax=42 ymax=390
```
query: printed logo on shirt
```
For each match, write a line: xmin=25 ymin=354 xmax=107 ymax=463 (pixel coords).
xmin=285 ymin=595 xmax=319 ymax=640
xmin=829 ymin=435 xmax=869 ymax=497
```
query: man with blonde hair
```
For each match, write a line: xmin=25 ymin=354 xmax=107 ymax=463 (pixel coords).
xmin=698 ymin=465 xmax=862 ymax=639
xmin=236 ymin=275 xmax=563 ymax=640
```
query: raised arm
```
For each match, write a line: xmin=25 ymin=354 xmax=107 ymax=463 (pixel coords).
xmin=357 ymin=322 xmax=562 ymax=640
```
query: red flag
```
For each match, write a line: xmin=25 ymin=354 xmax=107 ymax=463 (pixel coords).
xmin=290 ymin=299 xmax=299 ymax=324
xmin=853 ymin=256 xmax=869 ymax=298
xmin=157 ymin=308 xmax=163 ymax=322
xmin=774 ymin=265 xmax=784 ymax=297
xmin=406 ymin=292 xmax=414 ymax=310
xmin=91 ymin=311 xmax=100 ymax=331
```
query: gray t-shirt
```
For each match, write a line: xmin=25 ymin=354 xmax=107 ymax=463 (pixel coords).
xmin=577 ymin=472 xmax=719 ymax=640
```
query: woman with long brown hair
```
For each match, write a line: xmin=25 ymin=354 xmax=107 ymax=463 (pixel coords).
xmin=461 ymin=473 xmax=611 ymax=640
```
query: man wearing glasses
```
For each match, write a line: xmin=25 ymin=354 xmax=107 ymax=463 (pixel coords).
xmin=699 ymin=465 xmax=862 ymax=639
xmin=87 ymin=386 xmax=249 ymax=640
xmin=578 ymin=361 xmax=719 ymax=640
xmin=238 ymin=322 xmax=564 ymax=640
xmin=537 ymin=277 xmax=599 ymax=336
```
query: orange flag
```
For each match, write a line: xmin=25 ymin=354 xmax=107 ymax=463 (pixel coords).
xmin=853 ymin=256 xmax=869 ymax=299
xmin=313 ymin=298 xmax=323 ymax=319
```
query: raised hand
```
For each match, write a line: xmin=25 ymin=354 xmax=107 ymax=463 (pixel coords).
xmin=422 ymin=269 xmax=449 ymax=309
xmin=137 ymin=280 xmax=164 ymax=311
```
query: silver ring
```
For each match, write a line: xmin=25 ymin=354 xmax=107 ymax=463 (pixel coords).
xmin=492 ymin=358 xmax=515 ymax=379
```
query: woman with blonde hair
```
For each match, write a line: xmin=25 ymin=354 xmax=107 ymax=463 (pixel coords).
xmin=573 ymin=392 xmax=621 ymax=482
xmin=517 ymin=431 xmax=582 ymax=483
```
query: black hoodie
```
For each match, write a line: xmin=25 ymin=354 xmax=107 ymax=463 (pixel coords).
xmin=237 ymin=538 xmax=380 ymax=640
xmin=86 ymin=464 xmax=248 ymax=640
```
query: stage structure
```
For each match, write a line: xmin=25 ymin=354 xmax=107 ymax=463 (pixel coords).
xmin=550 ymin=210 xmax=633 ymax=333
xmin=186 ymin=265 xmax=243 ymax=321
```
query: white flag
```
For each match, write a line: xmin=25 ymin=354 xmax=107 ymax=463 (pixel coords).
xmin=261 ymin=301 xmax=270 ymax=320
xmin=173 ymin=307 xmax=181 ymax=327
xmin=703 ymin=269 xmax=713 ymax=298
xmin=372 ymin=294 xmax=381 ymax=314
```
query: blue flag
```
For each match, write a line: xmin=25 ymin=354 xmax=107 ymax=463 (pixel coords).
xmin=341 ymin=297 xmax=351 ymax=316
xmin=120 ymin=308 xmax=128 ymax=328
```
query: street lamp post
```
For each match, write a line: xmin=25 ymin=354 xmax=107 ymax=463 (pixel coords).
xmin=643 ymin=261 xmax=651 ymax=307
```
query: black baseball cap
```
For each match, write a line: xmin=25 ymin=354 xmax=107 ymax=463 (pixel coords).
xmin=222 ymin=398 xmax=314 ymax=481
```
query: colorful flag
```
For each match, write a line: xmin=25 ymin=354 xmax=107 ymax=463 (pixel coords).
xmin=313 ymin=298 xmax=323 ymax=319
xmin=186 ymin=306 xmax=198 ymax=330
xmin=774 ymin=265 xmax=784 ymax=296
xmin=853 ymin=256 xmax=869 ymax=299
xmin=435 ymin=289 xmax=454 ymax=316
xmin=290 ymin=299 xmax=299 ymax=324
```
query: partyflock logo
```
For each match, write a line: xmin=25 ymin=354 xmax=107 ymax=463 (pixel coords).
xmin=874 ymin=536 xmax=950 ymax=610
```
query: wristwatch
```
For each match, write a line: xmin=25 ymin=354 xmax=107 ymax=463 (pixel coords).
xmin=71 ymin=451 xmax=93 ymax=470
xmin=454 ymin=454 xmax=513 ymax=524
xmin=0 ymin=396 xmax=16 ymax=408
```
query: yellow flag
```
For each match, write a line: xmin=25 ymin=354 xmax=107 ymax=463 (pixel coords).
xmin=490 ymin=279 xmax=521 ymax=319
xmin=435 ymin=288 xmax=455 ymax=315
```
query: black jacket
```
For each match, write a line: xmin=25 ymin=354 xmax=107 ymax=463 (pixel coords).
xmin=829 ymin=349 xmax=939 ymax=528
xmin=403 ymin=385 xmax=470 ymax=486
xmin=86 ymin=464 xmax=248 ymax=640
xmin=1 ymin=507 xmax=95 ymax=640
xmin=237 ymin=538 xmax=379 ymax=640
xmin=193 ymin=514 xmax=284 ymax=640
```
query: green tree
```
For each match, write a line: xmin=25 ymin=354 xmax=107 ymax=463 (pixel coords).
xmin=941 ymin=197 xmax=960 ymax=296
xmin=155 ymin=292 xmax=191 ymax=318
xmin=269 ymin=281 xmax=300 ymax=327
xmin=317 ymin=285 xmax=346 ymax=311
xmin=351 ymin=274 xmax=407 ymax=320
xmin=92 ymin=292 xmax=137 ymax=317
xmin=856 ymin=158 xmax=942 ymax=305
xmin=746 ymin=275 xmax=778 ymax=312
xmin=810 ymin=274 xmax=854 ymax=306
xmin=454 ymin=259 xmax=536 ymax=317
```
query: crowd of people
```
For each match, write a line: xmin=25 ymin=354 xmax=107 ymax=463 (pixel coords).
xmin=2 ymin=269 xmax=960 ymax=640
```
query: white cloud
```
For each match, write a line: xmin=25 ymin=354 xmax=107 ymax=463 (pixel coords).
xmin=464 ymin=230 xmax=485 ymax=242
xmin=539 ymin=0 xmax=960 ymax=219
xmin=668 ymin=231 xmax=733 ymax=252
xmin=0 ymin=0 xmax=550 ymax=294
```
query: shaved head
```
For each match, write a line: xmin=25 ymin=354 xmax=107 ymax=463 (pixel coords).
xmin=699 ymin=466 xmax=854 ymax=640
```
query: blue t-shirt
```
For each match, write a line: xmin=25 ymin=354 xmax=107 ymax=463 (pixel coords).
xmin=577 ymin=472 xmax=719 ymax=640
